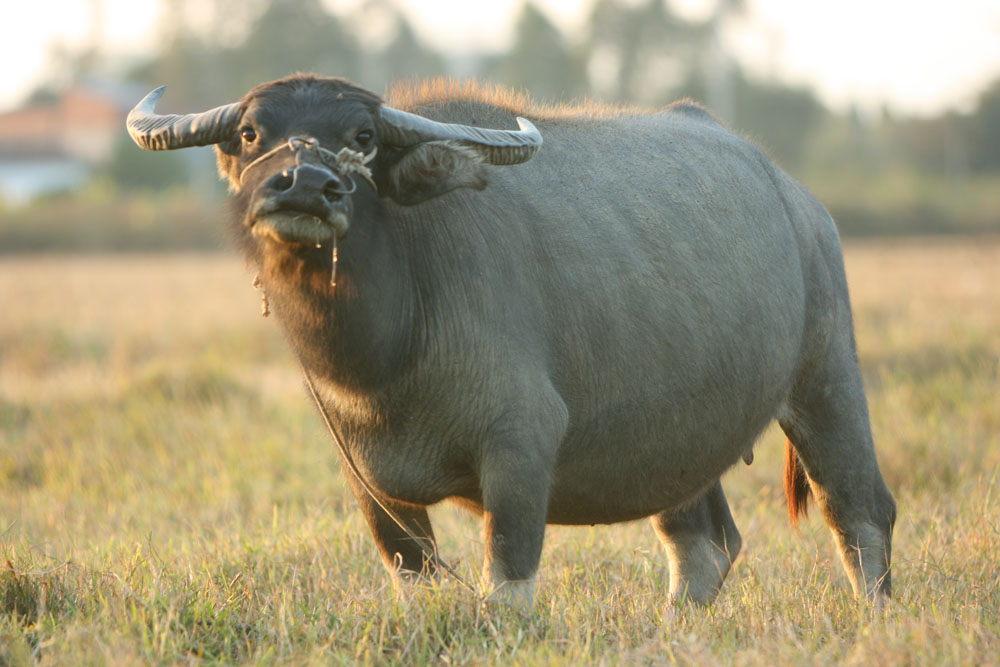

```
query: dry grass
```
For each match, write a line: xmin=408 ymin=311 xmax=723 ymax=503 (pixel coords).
xmin=1 ymin=239 xmax=998 ymax=664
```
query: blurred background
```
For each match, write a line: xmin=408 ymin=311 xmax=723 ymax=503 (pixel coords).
xmin=1 ymin=0 xmax=999 ymax=251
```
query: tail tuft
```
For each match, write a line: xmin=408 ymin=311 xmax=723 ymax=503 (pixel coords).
xmin=783 ymin=438 xmax=811 ymax=525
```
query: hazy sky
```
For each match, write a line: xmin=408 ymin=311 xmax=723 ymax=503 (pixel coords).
xmin=3 ymin=0 xmax=1000 ymax=115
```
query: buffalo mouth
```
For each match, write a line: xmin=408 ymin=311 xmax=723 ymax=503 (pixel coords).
xmin=249 ymin=204 xmax=349 ymax=247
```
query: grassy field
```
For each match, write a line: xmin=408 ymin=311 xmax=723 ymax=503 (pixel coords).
xmin=1 ymin=238 xmax=998 ymax=664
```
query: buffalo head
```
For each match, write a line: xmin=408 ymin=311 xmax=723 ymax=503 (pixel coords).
xmin=126 ymin=75 xmax=541 ymax=247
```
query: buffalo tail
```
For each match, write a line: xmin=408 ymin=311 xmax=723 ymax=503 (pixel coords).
xmin=783 ymin=438 xmax=811 ymax=525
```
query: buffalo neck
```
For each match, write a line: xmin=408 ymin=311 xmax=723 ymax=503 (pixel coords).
xmin=249 ymin=199 xmax=419 ymax=394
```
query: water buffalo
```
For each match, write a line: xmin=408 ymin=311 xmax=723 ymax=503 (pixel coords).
xmin=126 ymin=74 xmax=896 ymax=607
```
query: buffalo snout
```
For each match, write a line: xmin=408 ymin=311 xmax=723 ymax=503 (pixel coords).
xmin=249 ymin=161 xmax=352 ymax=244
xmin=263 ymin=163 xmax=347 ymax=216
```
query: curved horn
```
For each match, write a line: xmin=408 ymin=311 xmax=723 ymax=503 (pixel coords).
xmin=127 ymin=86 xmax=242 ymax=151
xmin=376 ymin=106 xmax=542 ymax=165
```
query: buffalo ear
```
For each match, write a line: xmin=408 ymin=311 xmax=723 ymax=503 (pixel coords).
xmin=213 ymin=141 xmax=242 ymax=192
xmin=382 ymin=141 xmax=488 ymax=206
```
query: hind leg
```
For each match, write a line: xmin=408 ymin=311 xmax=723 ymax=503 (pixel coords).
xmin=651 ymin=480 xmax=741 ymax=604
xmin=780 ymin=340 xmax=896 ymax=600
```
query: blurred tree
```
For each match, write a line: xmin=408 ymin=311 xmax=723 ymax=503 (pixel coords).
xmin=878 ymin=112 xmax=969 ymax=178
xmin=351 ymin=0 xmax=445 ymax=90
xmin=103 ymin=133 xmax=190 ymax=191
xmin=488 ymin=2 xmax=587 ymax=102
xmin=128 ymin=0 xmax=360 ymax=104
xmin=799 ymin=108 xmax=885 ymax=177
xmin=674 ymin=67 xmax=825 ymax=169
xmin=224 ymin=0 xmax=362 ymax=94
xmin=376 ymin=16 xmax=445 ymax=81
xmin=144 ymin=34 xmax=224 ymax=107
xmin=585 ymin=0 xmax=705 ymax=105
xmin=23 ymin=43 xmax=108 ymax=107
xmin=728 ymin=72 xmax=827 ymax=169
xmin=701 ymin=0 xmax=745 ymax=122
xmin=967 ymin=79 xmax=1000 ymax=172
xmin=126 ymin=0 xmax=242 ymax=107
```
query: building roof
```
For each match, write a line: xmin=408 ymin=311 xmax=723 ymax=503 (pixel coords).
xmin=0 ymin=77 xmax=144 ymax=164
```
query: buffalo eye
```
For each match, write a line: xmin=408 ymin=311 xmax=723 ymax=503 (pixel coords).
xmin=240 ymin=127 xmax=257 ymax=143
xmin=355 ymin=129 xmax=373 ymax=148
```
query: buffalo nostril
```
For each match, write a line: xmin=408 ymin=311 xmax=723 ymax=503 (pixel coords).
xmin=323 ymin=182 xmax=344 ymax=203
xmin=266 ymin=170 xmax=294 ymax=192
xmin=265 ymin=163 xmax=345 ymax=212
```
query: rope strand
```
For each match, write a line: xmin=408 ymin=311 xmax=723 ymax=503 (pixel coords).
xmin=298 ymin=359 xmax=478 ymax=595
xmin=239 ymin=136 xmax=377 ymax=190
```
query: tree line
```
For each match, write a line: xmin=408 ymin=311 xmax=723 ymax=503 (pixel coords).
xmin=12 ymin=0 xmax=1000 ymax=241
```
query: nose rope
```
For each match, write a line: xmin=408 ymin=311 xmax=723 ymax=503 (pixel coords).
xmin=238 ymin=135 xmax=378 ymax=193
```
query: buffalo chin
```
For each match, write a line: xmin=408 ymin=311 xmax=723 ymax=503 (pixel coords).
xmin=250 ymin=211 xmax=348 ymax=246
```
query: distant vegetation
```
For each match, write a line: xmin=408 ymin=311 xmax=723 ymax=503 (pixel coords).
xmin=2 ymin=0 xmax=999 ymax=252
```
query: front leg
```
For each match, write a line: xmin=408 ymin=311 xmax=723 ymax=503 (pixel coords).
xmin=477 ymin=388 xmax=567 ymax=609
xmin=342 ymin=463 xmax=437 ymax=580
xmin=479 ymin=438 xmax=557 ymax=610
